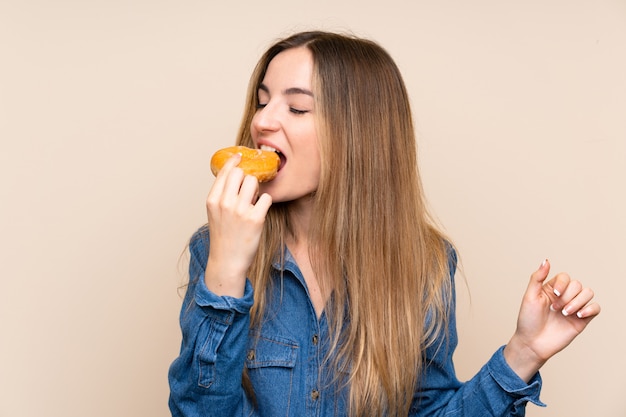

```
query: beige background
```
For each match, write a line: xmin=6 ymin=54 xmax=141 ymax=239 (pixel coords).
xmin=1 ymin=1 xmax=624 ymax=416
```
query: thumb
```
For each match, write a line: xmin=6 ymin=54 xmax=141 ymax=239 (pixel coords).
xmin=528 ymin=259 xmax=551 ymax=295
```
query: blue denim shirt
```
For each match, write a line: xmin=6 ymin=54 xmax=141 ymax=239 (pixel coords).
xmin=168 ymin=228 xmax=545 ymax=416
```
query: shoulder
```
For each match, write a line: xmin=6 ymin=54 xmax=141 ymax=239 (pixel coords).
xmin=445 ymin=241 xmax=458 ymax=281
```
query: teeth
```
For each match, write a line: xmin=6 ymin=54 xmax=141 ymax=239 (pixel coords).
xmin=260 ymin=145 xmax=279 ymax=153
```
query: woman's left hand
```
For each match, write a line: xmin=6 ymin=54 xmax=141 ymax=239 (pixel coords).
xmin=503 ymin=259 xmax=601 ymax=382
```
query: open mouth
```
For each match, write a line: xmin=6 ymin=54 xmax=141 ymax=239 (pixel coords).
xmin=260 ymin=145 xmax=285 ymax=171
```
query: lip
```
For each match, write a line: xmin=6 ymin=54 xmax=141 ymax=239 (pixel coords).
xmin=256 ymin=139 xmax=283 ymax=154
xmin=256 ymin=140 xmax=285 ymax=172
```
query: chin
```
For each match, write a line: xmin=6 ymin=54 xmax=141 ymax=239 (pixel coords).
xmin=259 ymin=184 xmax=279 ymax=200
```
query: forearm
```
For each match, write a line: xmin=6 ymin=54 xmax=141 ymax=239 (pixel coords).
xmin=205 ymin=255 xmax=248 ymax=298
xmin=169 ymin=276 xmax=255 ymax=416
xmin=414 ymin=347 xmax=545 ymax=417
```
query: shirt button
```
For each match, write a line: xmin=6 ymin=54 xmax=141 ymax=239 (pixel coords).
xmin=246 ymin=350 xmax=255 ymax=361
xmin=311 ymin=389 xmax=320 ymax=400
xmin=312 ymin=334 xmax=319 ymax=345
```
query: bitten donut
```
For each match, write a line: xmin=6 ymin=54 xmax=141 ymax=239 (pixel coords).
xmin=210 ymin=146 xmax=280 ymax=182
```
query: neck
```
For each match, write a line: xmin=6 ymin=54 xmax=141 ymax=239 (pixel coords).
xmin=286 ymin=194 xmax=315 ymax=247
xmin=285 ymin=194 xmax=328 ymax=318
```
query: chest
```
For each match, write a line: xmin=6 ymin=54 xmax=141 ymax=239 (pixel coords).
xmin=244 ymin=269 xmax=347 ymax=416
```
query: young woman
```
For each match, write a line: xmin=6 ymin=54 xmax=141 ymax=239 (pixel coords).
xmin=168 ymin=31 xmax=600 ymax=417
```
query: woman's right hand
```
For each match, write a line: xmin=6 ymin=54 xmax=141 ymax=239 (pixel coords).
xmin=204 ymin=153 xmax=273 ymax=297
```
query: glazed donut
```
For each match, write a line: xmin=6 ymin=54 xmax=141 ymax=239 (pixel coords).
xmin=210 ymin=146 xmax=280 ymax=182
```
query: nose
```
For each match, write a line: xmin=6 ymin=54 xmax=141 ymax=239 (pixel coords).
xmin=251 ymin=103 xmax=280 ymax=133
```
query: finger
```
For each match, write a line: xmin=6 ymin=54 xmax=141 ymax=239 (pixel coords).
xmin=218 ymin=153 xmax=243 ymax=177
xmin=547 ymin=272 xmax=572 ymax=299
xmin=210 ymin=154 xmax=242 ymax=197
xmin=551 ymin=278 xmax=581 ymax=312
xmin=575 ymin=301 xmax=601 ymax=320
xmin=251 ymin=193 xmax=273 ymax=219
xmin=528 ymin=259 xmax=551 ymax=296
xmin=545 ymin=273 xmax=573 ymax=312
xmin=237 ymin=175 xmax=260 ymax=209
xmin=560 ymin=285 xmax=593 ymax=317
xmin=221 ymin=166 xmax=246 ymax=201
xmin=207 ymin=165 xmax=245 ymax=215
xmin=214 ymin=154 xmax=242 ymax=186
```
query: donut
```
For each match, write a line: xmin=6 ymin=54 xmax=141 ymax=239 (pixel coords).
xmin=210 ymin=146 xmax=280 ymax=182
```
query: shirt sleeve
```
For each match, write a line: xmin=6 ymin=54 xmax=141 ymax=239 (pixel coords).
xmin=411 ymin=249 xmax=546 ymax=417
xmin=168 ymin=227 xmax=255 ymax=417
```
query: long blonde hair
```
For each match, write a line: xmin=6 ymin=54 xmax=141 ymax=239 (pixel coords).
xmin=237 ymin=31 xmax=454 ymax=417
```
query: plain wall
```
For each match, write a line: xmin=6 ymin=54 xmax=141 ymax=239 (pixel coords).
xmin=1 ymin=1 xmax=624 ymax=416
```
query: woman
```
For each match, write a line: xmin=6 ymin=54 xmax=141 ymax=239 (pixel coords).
xmin=168 ymin=31 xmax=600 ymax=417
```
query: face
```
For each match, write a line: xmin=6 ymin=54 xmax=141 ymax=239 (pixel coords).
xmin=251 ymin=47 xmax=320 ymax=204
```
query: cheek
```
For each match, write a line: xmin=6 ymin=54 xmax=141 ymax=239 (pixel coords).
xmin=309 ymin=148 xmax=322 ymax=181
xmin=301 ymin=126 xmax=319 ymax=157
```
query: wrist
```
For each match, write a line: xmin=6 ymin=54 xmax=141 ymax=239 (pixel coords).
xmin=503 ymin=335 xmax=547 ymax=383
xmin=204 ymin=257 xmax=248 ymax=298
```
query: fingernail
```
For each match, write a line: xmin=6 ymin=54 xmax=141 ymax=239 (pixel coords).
xmin=540 ymin=259 xmax=547 ymax=268
xmin=554 ymin=288 xmax=561 ymax=297
xmin=576 ymin=311 xmax=584 ymax=319
xmin=550 ymin=304 xmax=557 ymax=312
xmin=562 ymin=308 xmax=569 ymax=316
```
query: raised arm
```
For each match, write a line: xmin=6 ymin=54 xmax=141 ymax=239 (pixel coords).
xmin=204 ymin=153 xmax=272 ymax=298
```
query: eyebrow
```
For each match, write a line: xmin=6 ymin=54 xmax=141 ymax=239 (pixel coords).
xmin=258 ymin=83 xmax=314 ymax=97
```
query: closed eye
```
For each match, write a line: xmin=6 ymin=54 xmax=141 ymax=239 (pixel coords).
xmin=290 ymin=107 xmax=309 ymax=115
